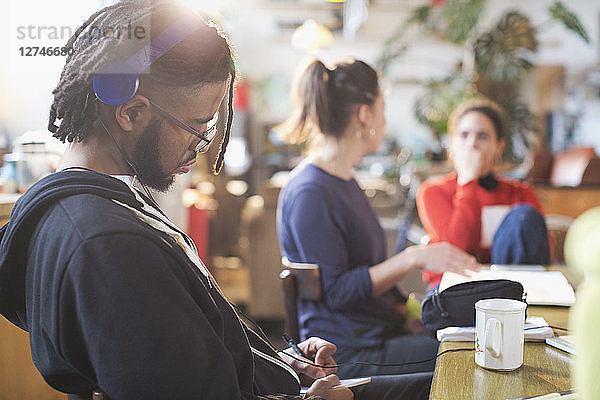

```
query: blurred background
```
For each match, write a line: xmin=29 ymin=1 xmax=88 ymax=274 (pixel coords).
xmin=1 ymin=0 xmax=600 ymax=349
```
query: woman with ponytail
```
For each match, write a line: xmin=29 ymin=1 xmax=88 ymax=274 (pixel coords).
xmin=276 ymin=59 xmax=480 ymax=380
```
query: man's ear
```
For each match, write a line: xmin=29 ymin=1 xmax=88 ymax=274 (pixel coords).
xmin=114 ymin=95 xmax=152 ymax=132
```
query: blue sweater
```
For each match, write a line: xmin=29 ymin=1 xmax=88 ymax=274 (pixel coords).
xmin=277 ymin=163 xmax=406 ymax=349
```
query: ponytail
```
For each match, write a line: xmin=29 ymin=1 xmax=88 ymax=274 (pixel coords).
xmin=284 ymin=60 xmax=331 ymax=144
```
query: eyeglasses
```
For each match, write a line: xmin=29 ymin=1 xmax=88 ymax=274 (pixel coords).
xmin=146 ymin=98 xmax=219 ymax=153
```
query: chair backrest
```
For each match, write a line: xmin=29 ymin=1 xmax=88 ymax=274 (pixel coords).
xmin=545 ymin=214 xmax=575 ymax=264
xmin=551 ymin=147 xmax=600 ymax=187
xmin=279 ymin=261 xmax=321 ymax=343
xmin=527 ymin=147 xmax=600 ymax=187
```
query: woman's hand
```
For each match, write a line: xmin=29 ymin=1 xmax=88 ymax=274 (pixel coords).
xmin=408 ymin=242 xmax=481 ymax=276
xmin=305 ymin=375 xmax=354 ymax=400
xmin=370 ymin=242 xmax=480 ymax=296
xmin=279 ymin=337 xmax=338 ymax=379
xmin=454 ymin=147 xmax=484 ymax=186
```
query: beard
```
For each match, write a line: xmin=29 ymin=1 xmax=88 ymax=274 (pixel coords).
xmin=130 ymin=117 xmax=175 ymax=192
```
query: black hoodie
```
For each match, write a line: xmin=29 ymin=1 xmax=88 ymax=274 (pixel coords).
xmin=0 ymin=170 xmax=301 ymax=399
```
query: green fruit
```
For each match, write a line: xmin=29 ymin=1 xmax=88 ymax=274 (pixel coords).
xmin=570 ymin=281 xmax=600 ymax=398
xmin=564 ymin=206 xmax=600 ymax=274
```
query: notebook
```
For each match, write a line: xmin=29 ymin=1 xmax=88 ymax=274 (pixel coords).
xmin=300 ymin=377 xmax=371 ymax=395
xmin=546 ymin=335 xmax=576 ymax=355
xmin=439 ymin=269 xmax=576 ymax=306
xmin=333 ymin=377 xmax=371 ymax=389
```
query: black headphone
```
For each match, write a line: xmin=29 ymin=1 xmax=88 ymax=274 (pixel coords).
xmin=92 ymin=15 xmax=202 ymax=106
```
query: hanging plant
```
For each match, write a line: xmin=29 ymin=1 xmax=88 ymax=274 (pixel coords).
xmin=437 ymin=0 xmax=485 ymax=44
xmin=376 ymin=0 xmax=485 ymax=73
xmin=474 ymin=12 xmax=538 ymax=82
xmin=377 ymin=0 xmax=590 ymax=162
xmin=548 ymin=1 xmax=590 ymax=44
xmin=416 ymin=0 xmax=486 ymax=44
xmin=495 ymin=95 xmax=538 ymax=162
xmin=376 ymin=5 xmax=430 ymax=74
xmin=414 ymin=74 xmax=471 ymax=136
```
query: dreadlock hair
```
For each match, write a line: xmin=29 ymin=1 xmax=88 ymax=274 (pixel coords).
xmin=48 ymin=0 xmax=236 ymax=174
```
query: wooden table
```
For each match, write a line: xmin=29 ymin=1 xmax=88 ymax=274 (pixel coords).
xmin=429 ymin=305 xmax=573 ymax=399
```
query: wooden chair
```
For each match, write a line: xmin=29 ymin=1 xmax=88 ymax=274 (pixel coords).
xmin=279 ymin=261 xmax=322 ymax=343
xmin=545 ymin=214 xmax=574 ymax=264
xmin=527 ymin=146 xmax=600 ymax=187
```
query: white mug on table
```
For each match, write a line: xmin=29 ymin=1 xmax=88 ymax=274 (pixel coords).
xmin=475 ymin=298 xmax=527 ymax=371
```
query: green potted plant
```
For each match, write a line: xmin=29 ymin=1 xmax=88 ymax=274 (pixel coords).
xmin=377 ymin=0 xmax=590 ymax=162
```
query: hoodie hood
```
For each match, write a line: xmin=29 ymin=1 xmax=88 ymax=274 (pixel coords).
xmin=0 ymin=170 xmax=142 ymax=329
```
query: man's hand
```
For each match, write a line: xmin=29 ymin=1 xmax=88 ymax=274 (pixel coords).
xmin=305 ymin=375 xmax=353 ymax=400
xmin=279 ymin=337 xmax=338 ymax=379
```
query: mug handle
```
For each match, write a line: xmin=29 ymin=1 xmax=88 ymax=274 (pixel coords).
xmin=485 ymin=318 xmax=502 ymax=358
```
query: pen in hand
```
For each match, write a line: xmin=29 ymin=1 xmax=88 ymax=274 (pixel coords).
xmin=282 ymin=333 xmax=310 ymax=359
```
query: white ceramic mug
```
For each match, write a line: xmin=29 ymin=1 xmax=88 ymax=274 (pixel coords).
xmin=475 ymin=298 xmax=527 ymax=371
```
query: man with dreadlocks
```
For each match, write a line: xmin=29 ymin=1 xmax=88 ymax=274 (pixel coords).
xmin=0 ymin=1 xmax=357 ymax=399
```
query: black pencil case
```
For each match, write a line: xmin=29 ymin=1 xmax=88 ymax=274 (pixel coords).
xmin=420 ymin=279 xmax=526 ymax=336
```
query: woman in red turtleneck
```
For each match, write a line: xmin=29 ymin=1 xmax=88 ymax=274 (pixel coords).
xmin=417 ymin=99 xmax=551 ymax=288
